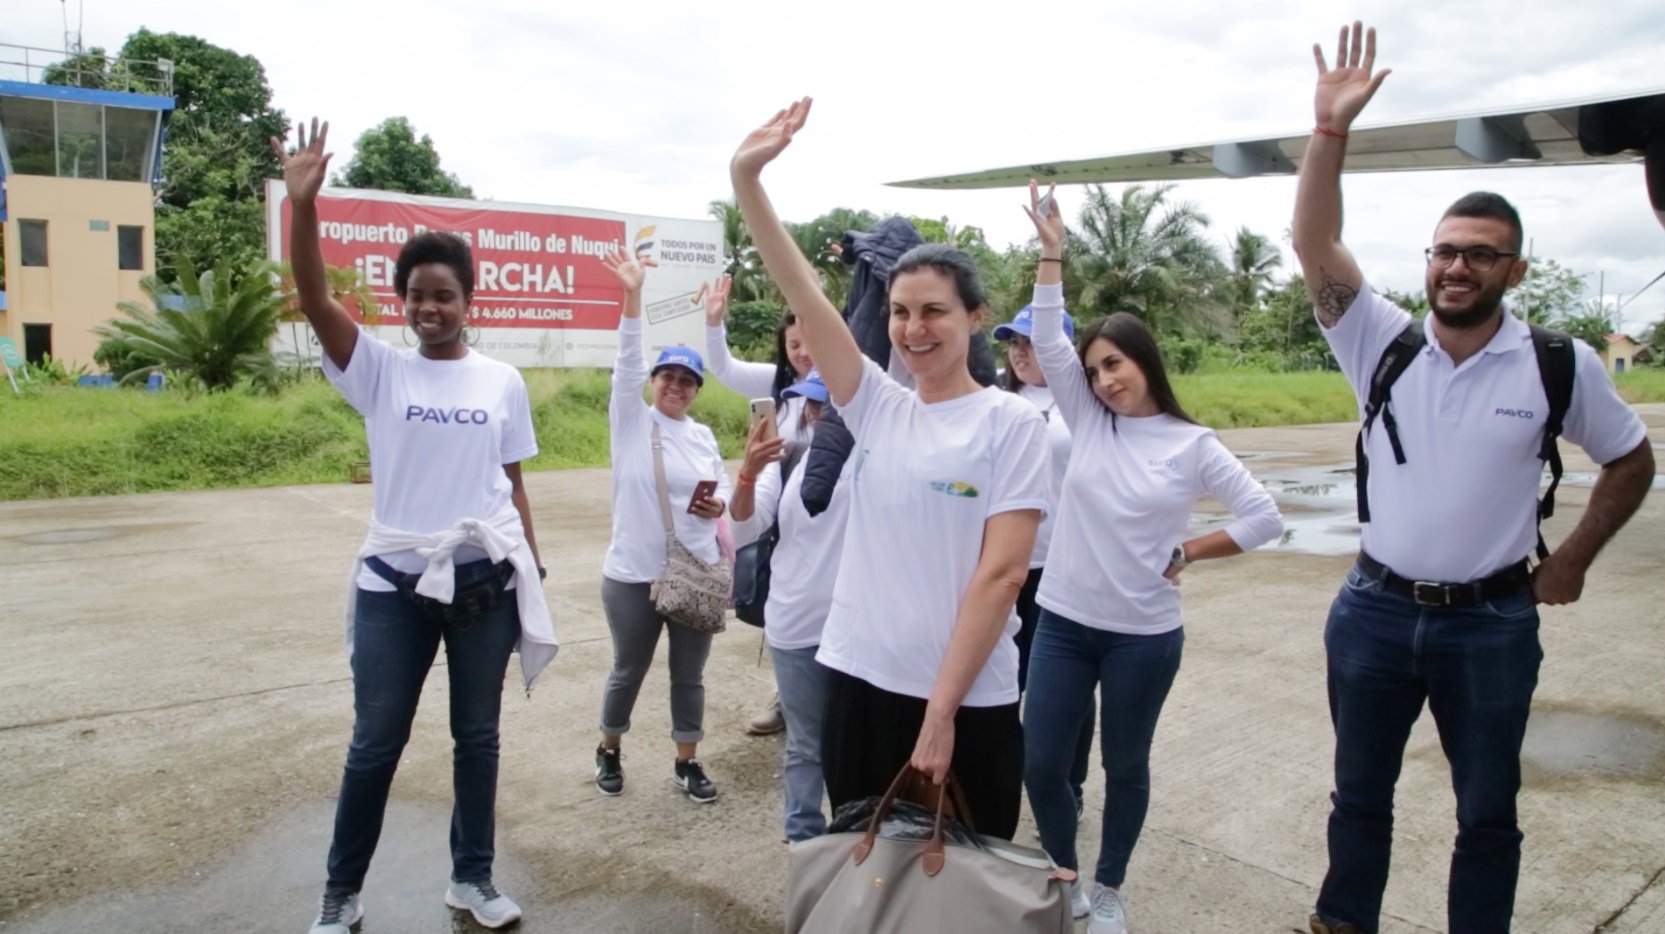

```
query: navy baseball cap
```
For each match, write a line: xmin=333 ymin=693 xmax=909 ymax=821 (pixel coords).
xmin=651 ymin=346 xmax=705 ymax=384
xmin=993 ymin=304 xmax=1074 ymax=341
xmin=782 ymin=368 xmax=829 ymax=403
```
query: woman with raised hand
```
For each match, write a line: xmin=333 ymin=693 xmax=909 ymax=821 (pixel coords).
xmin=275 ymin=119 xmax=555 ymax=934
xmin=730 ymin=98 xmax=1050 ymax=839
xmin=594 ymin=249 xmax=730 ymax=805
xmin=1018 ymin=182 xmax=1284 ymax=934
xmin=728 ymin=368 xmax=850 ymax=842
xmin=703 ymin=275 xmax=814 ymax=737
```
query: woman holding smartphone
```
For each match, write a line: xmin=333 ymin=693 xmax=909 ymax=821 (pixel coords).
xmin=731 ymin=99 xmax=1050 ymax=838
xmin=594 ymin=250 xmax=730 ymax=804
xmin=1019 ymin=182 xmax=1283 ymax=933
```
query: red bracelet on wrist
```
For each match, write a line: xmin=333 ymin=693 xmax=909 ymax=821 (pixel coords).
xmin=737 ymin=474 xmax=756 ymax=486
xmin=1313 ymin=126 xmax=1348 ymax=139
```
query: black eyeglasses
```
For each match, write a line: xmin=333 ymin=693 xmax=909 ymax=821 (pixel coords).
xmin=1425 ymin=245 xmax=1519 ymax=272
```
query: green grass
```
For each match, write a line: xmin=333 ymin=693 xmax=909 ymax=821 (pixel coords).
xmin=2 ymin=365 xmax=1653 ymax=502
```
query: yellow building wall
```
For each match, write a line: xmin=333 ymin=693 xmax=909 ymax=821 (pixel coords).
xmin=3 ymin=175 xmax=155 ymax=368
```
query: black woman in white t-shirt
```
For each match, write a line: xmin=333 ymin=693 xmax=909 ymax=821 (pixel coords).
xmin=276 ymin=120 xmax=555 ymax=934
xmin=593 ymin=251 xmax=731 ymax=805
xmin=731 ymin=100 xmax=1050 ymax=839
xmin=1018 ymin=183 xmax=1284 ymax=933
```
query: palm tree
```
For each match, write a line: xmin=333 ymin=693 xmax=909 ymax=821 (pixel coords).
xmin=1067 ymin=184 xmax=1229 ymax=335
xmin=1227 ymin=227 xmax=1283 ymax=318
xmin=708 ymin=198 xmax=775 ymax=304
xmin=94 ymin=258 xmax=288 ymax=391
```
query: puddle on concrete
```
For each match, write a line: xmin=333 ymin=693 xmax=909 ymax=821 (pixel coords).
xmin=16 ymin=528 xmax=118 ymax=545
xmin=1557 ymin=472 xmax=1665 ymax=490
xmin=2 ymin=800 xmax=759 ymax=934
xmin=1522 ymin=709 xmax=1665 ymax=782
xmin=1192 ymin=462 xmax=1363 ymax=556
xmin=1233 ymin=450 xmax=1306 ymax=462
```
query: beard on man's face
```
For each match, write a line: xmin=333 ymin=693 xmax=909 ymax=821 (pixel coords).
xmin=1427 ymin=277 xmax=1508 ymax=331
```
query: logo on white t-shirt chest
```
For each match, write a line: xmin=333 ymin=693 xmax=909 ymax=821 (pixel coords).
xmin=404 ymin=405 xmax=491 ymax=426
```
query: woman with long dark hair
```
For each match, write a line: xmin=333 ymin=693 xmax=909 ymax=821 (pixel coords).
xmin=731 ymin=99 xmax=1049 ymax=838
xmin=1019 ymin=183 xmax=1283 ymax=933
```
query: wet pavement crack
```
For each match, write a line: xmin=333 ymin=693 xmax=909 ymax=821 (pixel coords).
xmin=1593 ymin=863 xmax=1665 ymax=932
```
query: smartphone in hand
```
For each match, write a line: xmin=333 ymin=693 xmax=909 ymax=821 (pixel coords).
xmin=687 ymin=479 xmax=719 ymax=514
xmin=749 ymin=398 xmax=778 ymax=442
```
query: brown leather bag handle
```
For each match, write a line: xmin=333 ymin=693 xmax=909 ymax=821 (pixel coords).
xmin=850 ymin=764 xmax=971 ymax=877
xmin=850 ymin=765 xmax=917 ymax=866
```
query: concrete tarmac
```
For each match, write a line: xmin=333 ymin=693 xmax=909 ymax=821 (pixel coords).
xmin=1 ymin=408 xmax=1661 ymax=933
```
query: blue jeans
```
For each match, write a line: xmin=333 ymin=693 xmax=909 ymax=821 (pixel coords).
xmin=1015 ymin=567 xmax=1094 ymax=808
xmin=770 ymin=644 xmax=833 ymax=842
xmin=1023 ymin=610 xmax=1183 ymax=888
xmin=1316 ymin=564 xmax=1542 ymax=934
xmin=324 ymin=561 xmax=521 ymax=894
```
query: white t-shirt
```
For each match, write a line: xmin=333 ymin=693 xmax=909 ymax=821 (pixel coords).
xmin=324 ymin=335 xmax=539 ymax=591
xmin=1324 ymin=285 xmax=1648 ymax=582
xmin=734 ymin=451 xmax=853 ymax=651
xmin=815 ymin=358 xmax=1051 ymax=707
xmin=604 ymin=317 xmax=733 ymax=584
xmin=1029 ymin=284 xmax=1283 ymax=634
xmin=704 ymin=324 xmax=810 ymax=445
xmin=1016 ymin=382 xmax=1072 ymax=569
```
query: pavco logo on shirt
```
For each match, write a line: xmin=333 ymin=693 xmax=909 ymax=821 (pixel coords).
xmin=1494 ymin=408 xmax=1535 ymax=419
xmin=929 ymin=481 xmax=980 ymax=498
xmin=405 ymin=405 xmax=490 ymax=425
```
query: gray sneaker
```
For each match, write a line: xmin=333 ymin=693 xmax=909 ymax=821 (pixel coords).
xmin=308 ymin=891 xmax=362 ymax=934
xmin=1087 ymin=885 xmax=1128 ymax=934
xmin=445 ymin=879 xmax=522 ymax=929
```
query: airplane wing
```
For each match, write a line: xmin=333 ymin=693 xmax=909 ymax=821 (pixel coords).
xmin=888 ymin=86 xmax=1665 ymax=190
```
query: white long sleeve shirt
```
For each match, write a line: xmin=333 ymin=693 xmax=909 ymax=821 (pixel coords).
xmin=604 ymin=317 xmax=732 ymax=583
xmin=1029 ymin=283 xmax=1283 ymax=635
xmin=704 ymin=324 xmax=809 ymax=444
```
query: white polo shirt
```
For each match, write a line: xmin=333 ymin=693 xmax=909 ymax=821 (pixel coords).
xmin=1325 ymin=286 xmax=1647 ymax=583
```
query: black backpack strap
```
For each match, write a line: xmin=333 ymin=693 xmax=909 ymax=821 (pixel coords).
xmin=1356 ymin=323 xmax=1425 ymax=523
xmin=1528 ymin=324 xmax=1577 ymax=560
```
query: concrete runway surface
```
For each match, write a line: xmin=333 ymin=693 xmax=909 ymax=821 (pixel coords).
xmin=1 ymin=408 xmax=1661 ymax=933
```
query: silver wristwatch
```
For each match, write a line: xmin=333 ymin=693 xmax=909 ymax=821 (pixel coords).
xmin=1170 ymin=544 xmax=1191 ymax=570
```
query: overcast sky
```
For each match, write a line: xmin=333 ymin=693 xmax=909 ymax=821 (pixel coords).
xmin=9 ymin=0 xmax=1665 ymax=332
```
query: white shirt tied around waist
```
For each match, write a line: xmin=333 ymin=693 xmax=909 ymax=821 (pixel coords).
xmin=1029 ymin=282 xmax=1284 ymax=634
xmin=1324 ymin=284 xmax=1648 ymax=582
xmin=344 ymin=500 xmax=559 ymax=693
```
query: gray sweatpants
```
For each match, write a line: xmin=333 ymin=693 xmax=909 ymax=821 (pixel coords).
xmin=599 ymin=577 xmax=713 ymax=744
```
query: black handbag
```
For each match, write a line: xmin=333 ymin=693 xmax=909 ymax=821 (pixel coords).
xmin=732 ymin=443 xmax=803 ymax=627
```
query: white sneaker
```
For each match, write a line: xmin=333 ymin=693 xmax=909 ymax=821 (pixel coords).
xmin=308 ymin=891 xmax=361 ymax=933
xmin=445 ymin=879 xmax=522 ymax=928
xmin=1087 ymin=885 xmax=1129 ymax=934
xmin=1070 ymin=879 xmax=1091 ymax=919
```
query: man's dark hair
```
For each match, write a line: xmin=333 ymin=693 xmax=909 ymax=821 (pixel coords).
xmin=1441 ymin=192 xmax=1524 ymax=251
xmin=395 ymin=231 xmax=475 ymax=299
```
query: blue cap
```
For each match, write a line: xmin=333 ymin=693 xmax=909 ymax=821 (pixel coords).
xmin=782 ymin=367 xmax=829 ymax=403
xmin=993 ymin=305 xmax=1074 ymax=341
xmin=651 ymin=346 xmax=705 ymax=384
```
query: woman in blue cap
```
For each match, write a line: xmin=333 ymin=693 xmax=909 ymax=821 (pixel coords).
xmin=594 ymin=250 xmax=731 ymax=803
xmin=728 ymin=368 xmax=849 ymax=842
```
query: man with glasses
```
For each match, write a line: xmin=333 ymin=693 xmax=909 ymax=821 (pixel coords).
xmin=1291 ymin=22 xmax=1656 ymax=934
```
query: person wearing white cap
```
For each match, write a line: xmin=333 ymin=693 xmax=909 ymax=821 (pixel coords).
xmin=594 ymin=251 xmax=731 ymax=804
xmin=1020 ymin=183 xmax=1285 ymax=933
xmin=729 ymin=368 xmax=850 ymax=842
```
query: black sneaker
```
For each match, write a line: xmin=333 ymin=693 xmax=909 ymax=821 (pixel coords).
xmin=595 ymin=746 xmax=623 ymax=796
xmin=674 ymin=758 xmax=718 ymax=803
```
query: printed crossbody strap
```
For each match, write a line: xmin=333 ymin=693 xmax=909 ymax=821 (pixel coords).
xmin=650 ymin=423 xmax=676 ymax=538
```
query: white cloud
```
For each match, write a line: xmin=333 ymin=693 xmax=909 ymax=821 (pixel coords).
xmin=8 ymin=0 xmax=1663 ymax=329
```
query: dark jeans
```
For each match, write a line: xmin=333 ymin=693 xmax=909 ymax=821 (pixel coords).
xmin=821 ymin=668 xmax=1024 ymax=840
xmin=324 ymin=559 xmax=520 ymax=894
xmin=1316 ymin=563 xmax=1542 ymax=934
xmin=1023 ymin=610 xmax=1183 ymax=889
xmin=1015 ymin=567 xmax=1094 ymax=805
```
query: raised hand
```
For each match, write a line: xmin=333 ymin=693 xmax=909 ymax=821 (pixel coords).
xmin=270 ymin=118 xmax=332 ymax=204
xmin=1023 ymin=180 xmax=1067 ymax=255
xmin=602 ymin=248 xmax=646 ymax=293
xmin=731 ymin=98 xmax=812 ymax=179
xmin=705 ymin=274 xmax=733 ymax=327
xmin=739 ymin=418 xmax=785 ymax=481
xmin=1312 ymin=21 xmax=1391 ymax=133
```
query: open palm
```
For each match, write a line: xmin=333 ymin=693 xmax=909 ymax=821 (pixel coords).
xmin=731 ymin=98 xmax=812 ymax=178
xmin=602 ymin=250 xmax=646 ymax=292
xmin=705 ymin=275 xmax=732 ymax=326
xmin=271 ymin=118 xmax=332 ymax=203
xmin=1313 ymin=22 xmax=1391 ymax=131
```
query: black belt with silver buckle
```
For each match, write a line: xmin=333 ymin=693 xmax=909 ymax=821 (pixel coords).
xmin=1357 ymin=552 xmax=1532 ymax=608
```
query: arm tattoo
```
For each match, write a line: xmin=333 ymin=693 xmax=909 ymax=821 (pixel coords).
xmin=1315 ymin=269 xmax=1358 ymax=328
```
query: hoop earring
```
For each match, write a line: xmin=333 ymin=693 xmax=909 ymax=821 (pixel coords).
xmin=464 ymin=322 xmax=481 ymax=346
